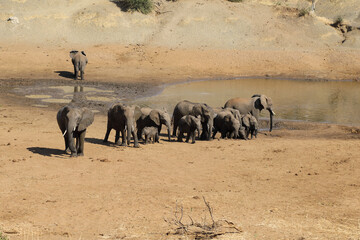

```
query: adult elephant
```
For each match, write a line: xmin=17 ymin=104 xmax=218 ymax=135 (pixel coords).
xmin=57 ymin=105 xmax=94 ymax=157
xmin=172 ymin=100 xmax=215 ymax=140
xmin=224 ymin=94 xmax=275 ymax=132
xmin=136 ymin=107 xmax=171 ymax=141
xmin=213 ymin=111 xmax=241 ymax=139
xmin=103 ymin=103 xmax=142 ymax=148
xmin=70 ymin=50 xmax=88 ymax=80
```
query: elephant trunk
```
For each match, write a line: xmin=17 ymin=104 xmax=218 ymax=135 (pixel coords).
xmin=207 ymin=120 xmax=213 ymax=140
xmin=67 ymin=122 xmax=77 ymax=155
xmin=126 ymin=120 xmax=133 ymax=146
xmin=166 ymin=123 xmax=171 ymax=141
xmin=269 ymin=108 xmax=275 ymax=132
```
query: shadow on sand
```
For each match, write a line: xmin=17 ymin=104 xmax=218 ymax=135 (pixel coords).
xmin=27 ymin=147 xmax=65 ymax=157
xmin=54 ymin=71 xmax=74 ymax=79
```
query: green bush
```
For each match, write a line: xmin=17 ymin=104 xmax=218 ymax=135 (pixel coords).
xmin=124 ymin=0 xmax=153 ymax=14
xmin=298 ymin=8 xmax=309 ymax=17
xmin=333 ymin=16 xmax=343 ymax=26
xmin=0 ymin=233 xmax=8 ymax=240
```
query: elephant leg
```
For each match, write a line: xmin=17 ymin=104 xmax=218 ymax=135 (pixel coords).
xmin=177 ymin=130 xmax=183 ymax=142
xmin=144 ymin=135 xmax=148 ymax=144
xmin=191 ymin=131 xmax=196 ymax=144
xmin=103 ymin=124 xmax=111 ymax=143
xmin=172 ymin=117 xmax=179 ymax=137
xmin=77 ymin=130 xmax=86 ymax=156
xmin=156 ymin=133 xmax=159 ymax=143
xmin=220 ymin=129 xmax=227 ymax=139
xmin=74 ymin=66 xmax=79 ymax=80
xmin=132 ymin=129 xmax=139 ymax=148
xmin=68 ymin=132 xmax=77 ymax=157
xmin=80 ymin=69 xmax=84 ymax=80
xmin=63 ymin=134 xmax=70 ymax=153
xmin=76 ymin=134 xmax=80 ymax=151
xmin=120 ymin=129 xmax=127 ymax=146
xmin=158 ymin=124 xmax=162 ymax=134
xmin=212 ymin=128 xmax=217 ymax=139
xmin=115 ymin=130 xmax=120 ymax=144
xmin=137 ymin=126 xmax=143 ymax=140
xmin=185 ymin=130 xmax=191 ymax=143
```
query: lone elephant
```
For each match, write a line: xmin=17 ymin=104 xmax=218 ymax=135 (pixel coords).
xmin=103 ymin=103 xmax=142 ymax=148
xmin=57 ymin=105 xmax=94 ymax=157
xmin=136 ymin=107 xmax=171 ymax=141
xmin=172 ymin=100 xmax=215 ymax=140
xmin=70 ymin=50 xmax=88 ymax=80
xmin=224 ymin=94 xmax=275 ymax=132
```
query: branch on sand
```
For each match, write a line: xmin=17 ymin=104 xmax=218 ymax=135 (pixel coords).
xmin=164 ymin=197 xmax=242 ymax=239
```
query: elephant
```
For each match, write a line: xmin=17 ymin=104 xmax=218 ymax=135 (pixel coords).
xmin=141 ymin=126 xmax=159 ymax=144
xmin=249 ymin=115 xmax=259 ymax=139
xmin=136 ymin=107 xmax=171 ymax=141
xmin=241 ymin=113 xmax=259 ymax=139
xmin=70 ymin=50 xmax=88 ymax=80
xmin=213 ymin=110 xmax=241 ymax=139
xmin=172 ymin=100 xmax=215 ymax=140
xmin=224 ymin=94 xmax=275 ymax=132
xmin=57 ymin=105 xmax=94 ymax=157
xmin=177 ymin=115 xmax=202 ymax=144
xmin=103 ymin=103 xmax=142 ymax=148
xmin=214 ymin=107 xmax=246 ymax=139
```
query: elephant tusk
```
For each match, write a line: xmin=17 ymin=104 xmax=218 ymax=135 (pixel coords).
xmin=271 ymin=110 xmax=276 ymax=116
xmin=62 ymin=129 xmax=67 ymax=137
xmin=73 ymin=126 xmax=76 ymax=131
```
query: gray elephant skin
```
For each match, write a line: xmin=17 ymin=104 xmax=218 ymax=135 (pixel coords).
xmin=213 ymin=110 xmax=241 ymax=139
xmin=136 ymin=107 xmax=171 ymax=141
xmin=172 ymin=100 xmax=214 ymax=140
xmin=103 ymin=103 xmax=142 ymax=148
xmin=224 ymin=94 xmax=275 ymax=132
xmin=70 ymin=50 xmax=88 ymax=80
xmin=57 ymin=105 xmax=94 ymax=157
xmin=141 ymin=126 xmax=159 ymax=144
xmin=177 ymin=115 xmax=202 ymax=144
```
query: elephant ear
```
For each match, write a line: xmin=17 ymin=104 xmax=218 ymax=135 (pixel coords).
xmin=260 ymin=95 xmax=268 ymax=109
xmin=69 ymin=50 xmax=78 ymax=59
xmin=149 ymin=110 xmax=161 ymax=126
xmin=242 ymin=114 xmax=250 ymax=128
xmin=134 ymin=106 xmax=142 ymax=122
xmin=192 ymin=104 xmax=203 ymax=116
xmin=78 ymin=108 xmax=94 ymax=131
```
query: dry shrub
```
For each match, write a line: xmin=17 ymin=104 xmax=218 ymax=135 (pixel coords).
xmin=165 ymin=197 xmax=242 ymax=239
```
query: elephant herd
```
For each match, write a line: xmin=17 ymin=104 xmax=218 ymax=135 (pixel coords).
xmin=57 ymin=94 xmax=275 ymax=157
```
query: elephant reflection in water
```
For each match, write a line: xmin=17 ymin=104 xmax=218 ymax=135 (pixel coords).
xmin=70 ymin=85 xmax=87 ymax=104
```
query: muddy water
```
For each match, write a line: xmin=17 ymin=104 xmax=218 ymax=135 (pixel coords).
xmin=17 ymin=78 xmax=360 ymax=125
xmin=133 ymin=78 xmax=360 ymax=125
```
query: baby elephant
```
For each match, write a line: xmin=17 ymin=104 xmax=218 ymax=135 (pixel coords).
xmin=70 ymin=50 xmax=88 ymax=80
xmin=249 ymin=115 xmax=259 ymax=139
xmin=242 ymin=113 xmax=259 ymax=139
xmin=141 ymin=127 xmax=159 ymax=144
xmin=177 ymin=115 xmax=202 ymax=144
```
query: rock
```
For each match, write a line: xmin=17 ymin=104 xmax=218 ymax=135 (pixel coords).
xmin=7 ymin=16 xmax=19 ymax=24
